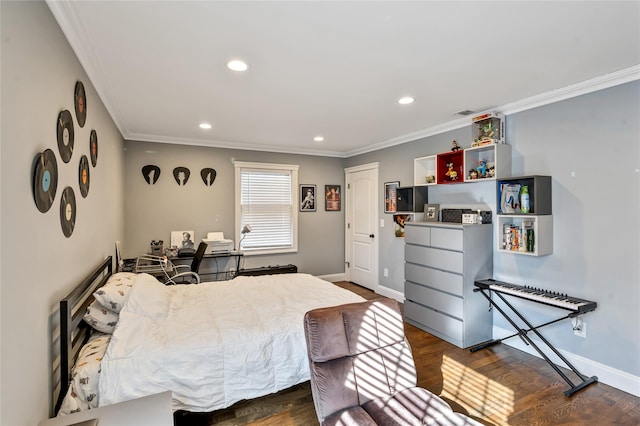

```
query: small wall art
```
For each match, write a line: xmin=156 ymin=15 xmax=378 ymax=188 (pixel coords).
xmin=142 ymin=165 xmax=161 ymax=184
xmin=393 ymin=214 xmax=412 ymax=238
xmin=171 ymin=230 xmax=195 ymax=250
xmin=325 ymin=185 xmax=341 ymax=211
xmin=173 ymin=167 xmax=191 ymax=186
xmin=201 ymin=168 xmax=217 ymax=186
xmin=424 ymin=203 xmax=440 ymax=222
xmin=384 ymin=181 xmax=400 ymax=213
xmin=300 ymin=184 xmax=316 ymax=212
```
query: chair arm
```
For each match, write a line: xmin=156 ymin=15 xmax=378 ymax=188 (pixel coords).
xmin=165 ymin=271 xmax=200 ymax=285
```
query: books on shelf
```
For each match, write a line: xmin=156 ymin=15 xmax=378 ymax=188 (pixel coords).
xmin=503 ymin=220 xmax=535 ymax=252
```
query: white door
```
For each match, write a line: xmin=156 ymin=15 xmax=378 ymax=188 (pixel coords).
xmin=345 ymin=163 xmax=379 ymax=290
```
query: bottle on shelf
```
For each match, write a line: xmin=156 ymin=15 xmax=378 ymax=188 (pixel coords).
xmin=520 ymin=185 xmax=530 ymax=213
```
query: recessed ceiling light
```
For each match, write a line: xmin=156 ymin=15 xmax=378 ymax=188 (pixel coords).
xmin=398 ymin=97 xmax=415 ymax=105
xmin=313 ymin=136 xmax=324 ymax=142
xmin=199 ymin=123 xmax=212 ymax=129
xmin=227 ymin=60 xmax=248 ymax=72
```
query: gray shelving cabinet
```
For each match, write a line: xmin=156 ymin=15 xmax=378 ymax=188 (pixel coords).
xmin=403 ymin=222 xmax=493 ymax=348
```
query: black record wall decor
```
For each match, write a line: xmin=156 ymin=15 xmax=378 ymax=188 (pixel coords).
xmin=74 ymin=81 xmax=87 ymax=128
xmin=89 ymin=130 xmax=98 ymax=167
xmin=173 ymin=167 xmax=190 ymax=186
xmin=78 ymin=155 xmax=90 ymax=198
xmin=60 ymin=186 xmax=76 ymax=238
xmin=57 ymin=109 xmax=74 ymax=163
xmin=32 ymin=149 xmax=58 ymax=213
xmin=201 ymin=168 xmax=217 ymax=186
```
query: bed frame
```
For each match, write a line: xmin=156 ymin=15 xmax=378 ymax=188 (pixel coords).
xmin=55 ymin=256 xmax=113 ymax=414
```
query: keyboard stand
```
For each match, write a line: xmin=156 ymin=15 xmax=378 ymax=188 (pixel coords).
xmin=470 ymin=287 xmax=598 ymax=397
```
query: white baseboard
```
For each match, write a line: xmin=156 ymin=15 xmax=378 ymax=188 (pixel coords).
xmin=375 ymin=285 xmax=404 ymax=303
xmin=317 ymin=273 xmax=346 ymax=282
xmin=493 ymin=326 xmax=640 ymax=397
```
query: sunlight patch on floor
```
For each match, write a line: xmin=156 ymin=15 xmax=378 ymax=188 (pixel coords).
xmin=441 ymin=355 xmax=514 ymax=425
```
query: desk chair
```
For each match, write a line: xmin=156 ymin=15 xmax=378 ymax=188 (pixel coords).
xmin=169 ymin=241 xmax=207 ymax=284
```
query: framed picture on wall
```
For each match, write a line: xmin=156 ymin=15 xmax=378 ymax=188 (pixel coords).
xmin=325 ymin=185 xmax=341 ymax=211
xmin=393 ymin=214 xmax=413 ymax=238
xmin=300 ymin=184 xmax=316 ymax=212
xmin=384 ymin=181 xmax=400 ymax=213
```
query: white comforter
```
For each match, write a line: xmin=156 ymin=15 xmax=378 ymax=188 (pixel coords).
xmin=98 ymin=273 xmax=364 ymax=411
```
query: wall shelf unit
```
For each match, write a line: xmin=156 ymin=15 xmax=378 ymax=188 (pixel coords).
xmin=414 ymin=143 xmax=511 ymax=186
xmin=414 ymin=155 xmax=437 ymax=186
xmin=496 ymin=175 xmax=553 ymax=256
xmin=397 ymin=186 xmax=429 ymax=212
xmin=463 ymin=143 xmax=512 ymax=182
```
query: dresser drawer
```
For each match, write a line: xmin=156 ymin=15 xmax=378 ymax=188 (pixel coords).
xmin=431 ymin=228 xmax=463 ymax=251
xmin=405 ymin=244 xmax=463 ymax=274
xmin=404 ymin=300 xmax=463 ymax=343
xmin=405 ymin=282 xmax=463 ymax=319
xmin=405 ymin=225 xmax=431 ymax=246
xmin=405 ymin=263 xmax=463 ymax=296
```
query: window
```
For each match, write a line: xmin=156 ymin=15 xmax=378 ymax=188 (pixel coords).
xmin=234 ymin=161 xmax=299 ymax=255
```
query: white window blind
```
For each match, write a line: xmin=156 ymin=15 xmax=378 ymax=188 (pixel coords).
xmin=235 ymin=162 xmax=298 ymax=254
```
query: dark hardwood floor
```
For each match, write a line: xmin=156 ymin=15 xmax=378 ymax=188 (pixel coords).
xmin=174 ymin=281 xmax=640 ymax=426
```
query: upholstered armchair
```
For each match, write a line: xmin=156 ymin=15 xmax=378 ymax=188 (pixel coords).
xmin=303 ymin=298 xmax=482 ymax=425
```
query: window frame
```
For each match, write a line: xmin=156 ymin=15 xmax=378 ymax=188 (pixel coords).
xmin=234 ymin=161 xmax=299 ymax=256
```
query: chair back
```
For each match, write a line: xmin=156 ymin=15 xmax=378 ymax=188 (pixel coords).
xmin=303 ymin=298 xmax=417 ymax=424
xmin=190 ymin=242 xmax=208 ymax=273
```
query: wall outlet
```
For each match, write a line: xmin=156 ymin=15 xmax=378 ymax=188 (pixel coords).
xmin=572 ymin=317 xmax=586 ymax=338
xmin=383 ymin=268 xmax=389 ymax=277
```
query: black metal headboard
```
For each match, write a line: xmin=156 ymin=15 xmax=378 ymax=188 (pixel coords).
xmin=55 ymin=256 xmax=113 ymax=414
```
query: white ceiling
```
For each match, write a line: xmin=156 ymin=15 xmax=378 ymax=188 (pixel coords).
xmin=47 ymin=1 xmax=640 ymax=158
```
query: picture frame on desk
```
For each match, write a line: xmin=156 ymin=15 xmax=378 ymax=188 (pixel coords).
xmin=424 ymin=203 xmax=440 ymax=222
xmin=171 ymin=230 xmax=195 ymax=251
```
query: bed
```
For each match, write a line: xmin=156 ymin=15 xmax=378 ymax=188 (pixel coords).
xmin=56 ymin=257 xmax=364 ymax=415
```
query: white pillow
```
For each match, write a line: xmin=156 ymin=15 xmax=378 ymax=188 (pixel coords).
xmin=84 ymin=300 xmax=119 ymax=334
xmin=58 ymin=332 xmax=111 ymax=415
xmin=93 ymin=272 xmax=137 ymax=313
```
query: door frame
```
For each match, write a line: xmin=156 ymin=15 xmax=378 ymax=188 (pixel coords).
xmin=344 ymin=162 xmax=379 ymax=290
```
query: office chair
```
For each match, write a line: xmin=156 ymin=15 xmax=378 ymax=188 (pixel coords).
xmin=136 ymin=242 xmax=206 ymax=285
xmin=168 ymin=241 xmax=207 ymax=284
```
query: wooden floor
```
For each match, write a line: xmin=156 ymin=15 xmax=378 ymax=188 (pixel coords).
xmin=174 ymin=281 xmax=640 ymax=426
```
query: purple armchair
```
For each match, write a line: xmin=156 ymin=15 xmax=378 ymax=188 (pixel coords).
xmin=303 ymin=298 xmax=482 ymax=425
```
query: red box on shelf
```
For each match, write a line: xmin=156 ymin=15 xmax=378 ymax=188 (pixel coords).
xmin=437 ymin=151 xmax=464 ymax=184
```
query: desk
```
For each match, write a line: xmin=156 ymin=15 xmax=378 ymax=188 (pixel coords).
xmin=169 ymin=251 xmax=243 ymax=281
xmin=39 ymin=391 xmax=173 ymax=426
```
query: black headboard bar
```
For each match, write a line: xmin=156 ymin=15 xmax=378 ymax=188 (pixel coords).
xmin=55 ymin=256 xmax=113 ymax=414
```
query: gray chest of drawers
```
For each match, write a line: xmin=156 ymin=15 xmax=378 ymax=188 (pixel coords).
xmin=404 ymin=222 xmax=493 ymax=348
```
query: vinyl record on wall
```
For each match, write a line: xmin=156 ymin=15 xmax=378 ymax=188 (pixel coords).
xmin=32 ymin=149 xmax=58 ymax=213
xmin=74 ymin=81 xmax=87 ymax=128
xmin=142 ymin=165 xmax=161 ymax=185
xmin=201 ymin=168 xmax=217 ymax=186
xmin=173 ymin=167 xmax=190 ymax=186
xmin=89 ymin=129 xmax=98 ymax=167
xmin=56 ymin=109 xmax=75 ymax=163
xmin=78 ymin=155 xmax=90 ymax=198
xmin=60 ymin=186 xmax=76 ymax=238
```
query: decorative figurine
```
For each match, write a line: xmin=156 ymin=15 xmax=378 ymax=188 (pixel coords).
xmin=468 ymin=169 xmax=478 ymax=180
xmin=451 ymin=140 xmax=460 ymax=151
xmin=476 ymin=159 xmax=488 ymax=177
xmin=445 ymin=163 xmax=458 ymax=181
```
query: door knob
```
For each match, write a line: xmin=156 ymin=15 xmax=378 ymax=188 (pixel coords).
xmin=369 ymin=234 xmax=375 ymax=238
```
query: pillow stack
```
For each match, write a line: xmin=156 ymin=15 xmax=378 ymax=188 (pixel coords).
xmin=83 ymin=272 xmax=136 ymax=334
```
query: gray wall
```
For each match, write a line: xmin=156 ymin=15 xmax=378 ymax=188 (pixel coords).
xmin=123 ymin=141 xmax=347 ymax=276
xmin=348 ymin=81 xmax=640 ymax=378
xmin=1 ymin=2 xmax=126 ymax=424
